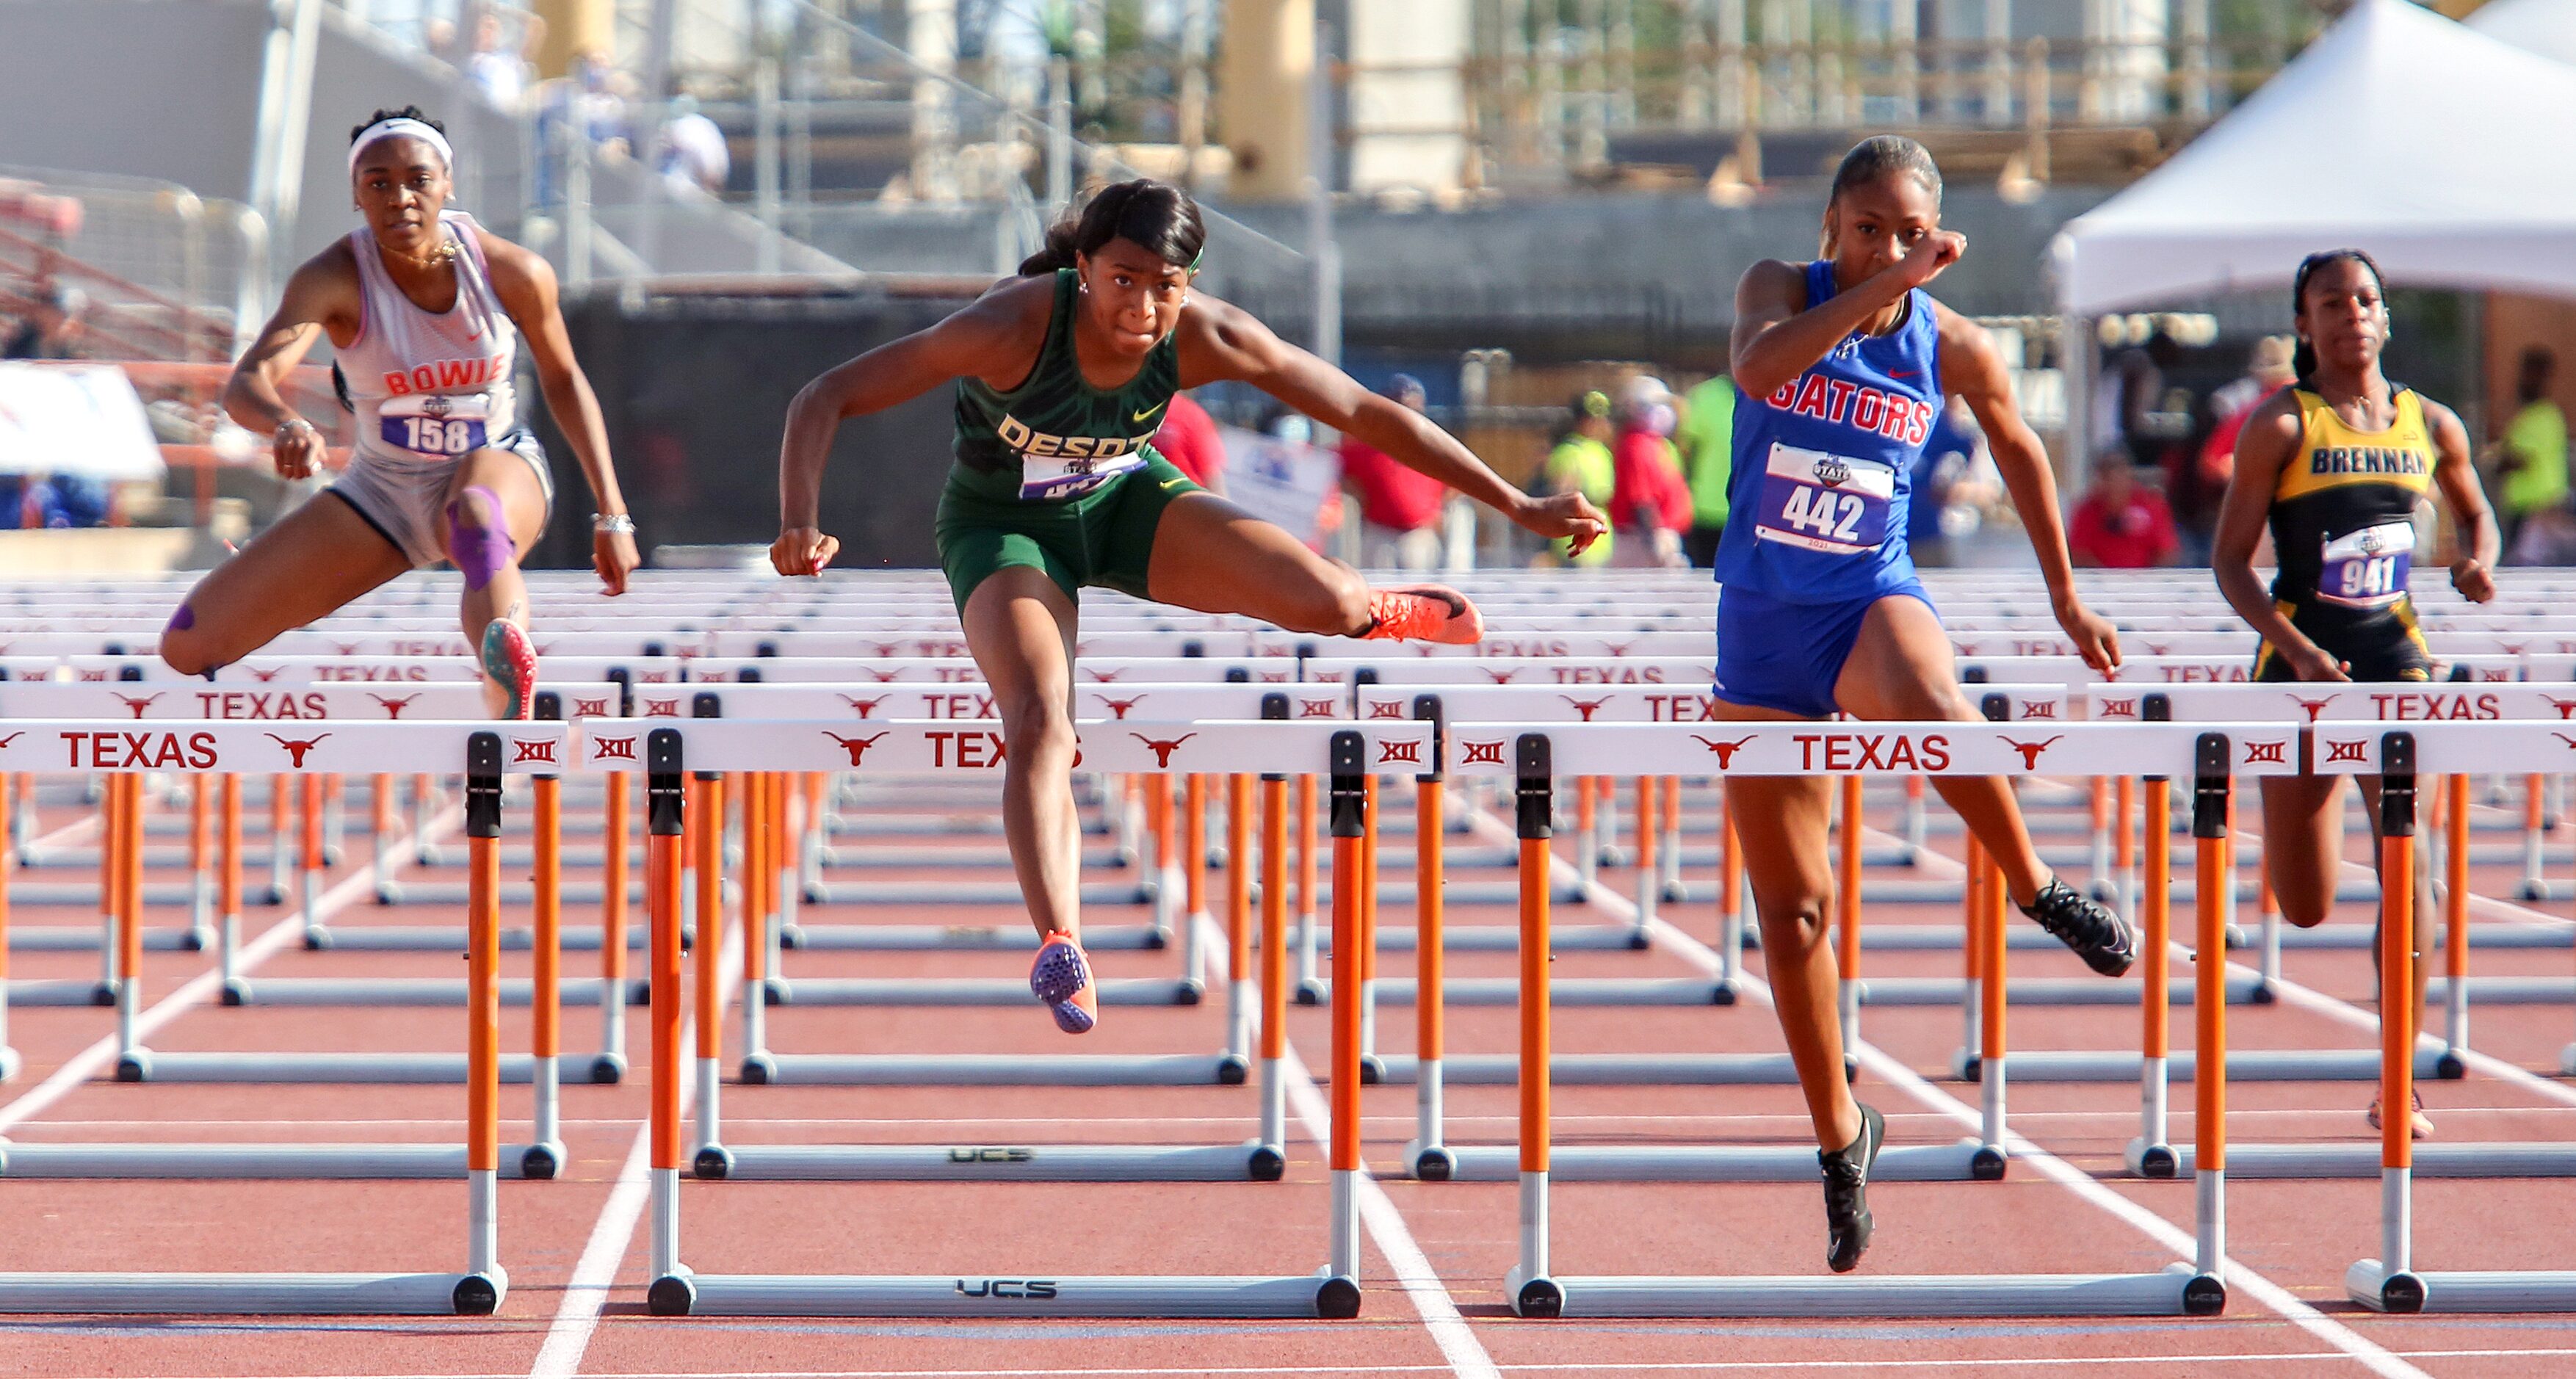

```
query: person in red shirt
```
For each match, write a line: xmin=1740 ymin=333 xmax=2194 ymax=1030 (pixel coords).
xmin=1151 ymin=388 xmax=1226 ymax=493
xmin=1336 ymin=374 xmax=1452 ymax=570
xmin=1609 ymin=375 xmax=1692 ymax=566
xmin=2069 ymin=454 xmax=2180 ymax=568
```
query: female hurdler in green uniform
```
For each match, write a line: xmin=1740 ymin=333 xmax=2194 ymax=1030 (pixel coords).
xmin=775 ymin=180 xmax=1606 ymax=1032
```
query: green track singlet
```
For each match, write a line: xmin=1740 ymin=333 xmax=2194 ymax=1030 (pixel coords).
xmin=936 ymin=268 xmax=1203 ymax=612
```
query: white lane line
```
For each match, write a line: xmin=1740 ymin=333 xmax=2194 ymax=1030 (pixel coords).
xmin=529 ymin=915 xmax=742 ymax=1379
xmin=1279 ymin=1052 xmax=1499 ymax=1379
xmin=1212 ymin=911 xmax=1495 ymax=1379
xmin=0 ymin=804 xmax=462 ymax=1134
xmin=1465 ymin=808 xmax=2430 ymax=1379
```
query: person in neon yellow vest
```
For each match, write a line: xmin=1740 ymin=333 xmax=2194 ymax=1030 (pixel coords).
xmin=1541 ymin=390 xmax=1617 ymax=566
xmin=1674 ymin=374 xmax=1737 ymax=567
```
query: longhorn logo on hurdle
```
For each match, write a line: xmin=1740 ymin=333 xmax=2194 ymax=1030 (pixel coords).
xmin=0 ymin=732 xmax=22 ymax=750
xmin=2143 ymin=641 xmax=2171 ymax=655
xmin=2002 ymin=736 xmax=2063 ymax=770
xmin=334 ymin=642 xmax=362 ymax=656
xmin=115 ymin=692 xmax=162 ymax=719
xmin=839 ymin=695 xmax=891 ymax=719
xmin=863 ymin=669 xmax=902 ymax=683
xmin=264 ymin=734 xmax=332 ymax=767
xmin=2548 ymin=697 xmax=2576 ymax=720
xmin=1559 ymin=696 xmax=1610 ymax=722
xmin=2324 ymin=738 xmax=2370 ymax=764
xmin=1601 ymin=639 xmax=1638 ymax=657
xmin=1096 ymin=697 xmax=1146 ymax=720
xmin=370 ymin=694 xmax=422 ymax=719
xmin=2555 ymin=733 xmax=2576 ymax=752
xmin=1691 ymin=734 xmax=1757 ymax=767
xmin=1130 ymin=733 xmax=1196 ymax=768
xmin=1085 ymin=669 xmax=1124 ymax=683
xmin=1483 ymin=667 xmax=1522 ymax=684
xmin=249 ymin=667 xmax=283 ymax=681
xmin=825 ymin=731 xmax=889 ymax=766
xmin=2287 ymin=694 xmax=2340 ymax=723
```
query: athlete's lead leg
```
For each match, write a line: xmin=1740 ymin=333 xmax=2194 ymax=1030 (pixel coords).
xmin=962 ymin=567 xmax=1098 ymax=1033
xmin=441 ymin=448 xmax=550 ymax=718
xmin=158 ymin=495 xmax=410 ymax=677
xmin=1836 ymin=594 xmax=2137 ymax=976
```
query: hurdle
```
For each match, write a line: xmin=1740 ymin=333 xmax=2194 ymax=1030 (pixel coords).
xmin=2342 ymin=727 xmax=2576 ymax=1311
xmin=102 ymin=722 xmax=560 ymax=1095
xmin=640 ymin=722 xmax=1383 ymax=1317
xmin=1493 ymin=721 xmax=2261 ymax=1317
xmin=0 ymin=727 xmax=516 ymax=1313
xmin=695 ymin=703 xmax=1295 ymax=1183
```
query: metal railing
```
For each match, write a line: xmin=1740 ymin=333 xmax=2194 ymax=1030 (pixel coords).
xmin=0 ymin=165 xmax=267 ymax=363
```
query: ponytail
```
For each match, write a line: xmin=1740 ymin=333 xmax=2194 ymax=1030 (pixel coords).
xmin=1017 ymin=178 xmax=1207 ymax=277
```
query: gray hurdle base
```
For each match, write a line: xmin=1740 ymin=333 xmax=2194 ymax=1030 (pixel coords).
xmin=704 ymin=1141 xmax=1284 ymax=1183
xmin=2349 ymin=1266 xmax=2576 ymax=1314
xmin=762 ymin=976 xmax=1205 ymax=1007
xmin=1364 ymin=1052 xmax=1787 ymax=1086
xmin=748 ymin=1052 xmax=1247 ymax=1087
xmin=309 ymin=922 xmax=655 ymax=951
xmin=2162 ymin=1142 xmax=2576 ymax=1179
xmin=0 ymin=1141 xmax=565 ymax=1180
xmin=776 ymin=920 xmax=1168 ymax=952
xmin=219 ymin=976 xmax=618 ymax=1009
xmin=117 ymin=1051 xmax=544 ymax=1085
xmin=659 ymin=1270 xmax=1352 ymax=1318
xmin=0 ymin=1269 xmax=506 ymax=1316
xmin=1428 ymin=1140 xmax=1991 ymax=1184
xmin=7 ymin=925 xmax=207 ymax=952
xmin=1516 ymin=1264 xmax=2213 ymax=1319
xmin=1971 ymin=1045 xmax=2450 ymax=1084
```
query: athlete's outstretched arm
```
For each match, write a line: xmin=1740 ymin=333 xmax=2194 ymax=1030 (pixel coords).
xmin=2426 ymin=399 xmax=2500 ymax=602
xmin=1729 ymin=234 xmax=1961 ymax=401
xmin=773 ymin=283 xmax=1041 ymax=573
xmin=482 ymin=232 xmax=637 ymax=593
xmin=1937 ymin=308 xmax=2119 ymax=671
xmin=223 ymin=249 xmax=358 ymax=482
xmin=2211 ymin=392 xmax=2341 ymax=680
xmin=1177 ymin=297 xmax=1604 ymax=551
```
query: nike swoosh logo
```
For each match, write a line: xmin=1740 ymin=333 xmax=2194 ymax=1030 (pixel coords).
xmin=1885 ymin=369 xmax=1920 ymax=378
xmin=1132 ymin=402 xmax=1168 ymax=424
xmin=1162 ymin=477 xmax=1188 ymax=491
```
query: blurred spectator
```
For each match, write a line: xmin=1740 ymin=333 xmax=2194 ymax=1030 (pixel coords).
xmin=656 ymin=95 xmax=731 ymax=197
xmin=2497 ymin=347 xmax=2567 ymax=558
xmin=1151 ymin=389 xmax=1226 ymax=493
xmin=1539 ymin=390 xmax=1616 ymax=567
xmin=2094 ymin=329 xmax=2182 ymax=467
xmin=1909 ymin=398 xmax=1984 ymax=567
xmin=1609 ymin=375 xmax=1690 ymax=568
xmin=2187 ymin=335 xmax=2296 ymax=564
xmin=463 ymin=4 xmax=544 ymax=110
xmin=1337 ymin=374 xmax=1450 ymax=571
xmin=2069 ymin=453 xmax=2179 ymax=569
xmin=4 ymin=282 xmax=85 ymax=360
xmin=1673 ymin=374 xmax=1735 ymax=568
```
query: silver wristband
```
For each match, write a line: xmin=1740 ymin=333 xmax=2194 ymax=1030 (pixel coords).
xmin=593 ymin=512 xmax=636 ymax=535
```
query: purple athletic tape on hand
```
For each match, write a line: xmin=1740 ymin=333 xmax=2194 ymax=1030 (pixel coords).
xmin=166 ymin=604 xmax=194 ymax=633
xmin=446 ymin=485 xmax=516 ymax=592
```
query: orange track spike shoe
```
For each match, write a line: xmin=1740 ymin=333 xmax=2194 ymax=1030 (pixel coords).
xmin=1361 ymin=584 xmax=1485 ymax=645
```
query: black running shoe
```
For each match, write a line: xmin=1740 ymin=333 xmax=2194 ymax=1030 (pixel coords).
xmin=1821 ymin=1102 xmax=1885 ymax=1274
xmin=2020 ymin=877 xmax=2138 ymax=977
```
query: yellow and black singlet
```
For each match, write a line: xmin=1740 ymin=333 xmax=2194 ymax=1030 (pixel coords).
xmin=2254 ymin=386 xmax=2436 ymax=683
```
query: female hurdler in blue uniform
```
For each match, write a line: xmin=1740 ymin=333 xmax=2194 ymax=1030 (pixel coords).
xmin=1715 ymin=137 xmax=2133 ymax=1273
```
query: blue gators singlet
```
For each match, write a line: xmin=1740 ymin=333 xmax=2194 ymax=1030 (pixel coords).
xmin=1711 ymin=260 xmax=1943 ymax=718
xmin=1713 ymin=259 xmax=1941 ymax=604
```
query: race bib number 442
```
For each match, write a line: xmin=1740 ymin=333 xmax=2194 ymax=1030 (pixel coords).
xmin=1754 ymin=442 xmax=1895 ymax=556
xmin=380 ymin=393 xmax=491 ymax=457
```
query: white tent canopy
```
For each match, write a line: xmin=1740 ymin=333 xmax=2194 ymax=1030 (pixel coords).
xmin=2471 ymin=0 xmax=2576 ymax=67
xmin=2050 ymin=0 xmax=2576 ymax=317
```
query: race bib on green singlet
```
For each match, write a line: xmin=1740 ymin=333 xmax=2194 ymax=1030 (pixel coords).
xmin=997 ymin=413 xmax=1151 ymax=501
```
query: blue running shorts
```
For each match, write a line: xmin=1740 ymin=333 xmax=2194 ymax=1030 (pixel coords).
xmin=1714 ymin=581 xmax=1936 ymax=719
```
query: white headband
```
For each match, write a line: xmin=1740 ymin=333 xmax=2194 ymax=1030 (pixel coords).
xmin=348 ymin=117 xmax=453 ymax=175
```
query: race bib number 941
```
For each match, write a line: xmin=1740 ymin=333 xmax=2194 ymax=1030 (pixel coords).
xmin=1754 ymin=442 xmax=1895 ymax=556
xmin=380 ymin=394 xmax=491 ymax=457
xmin=2317 ymin=519 xmax=2413 ymax=610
